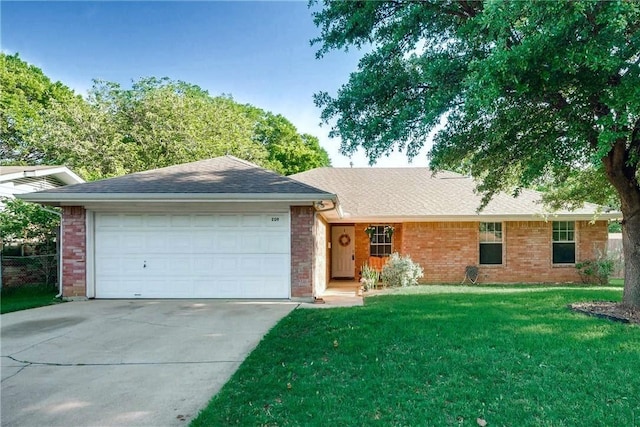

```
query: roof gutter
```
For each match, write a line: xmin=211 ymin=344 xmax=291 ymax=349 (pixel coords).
xmin=329 ymin=212 xmax=621 ymax=222
xmin=17 ymin=192 xmax=338 ymax=205
xmin=313 ymin=196 xmax=343 ymax=219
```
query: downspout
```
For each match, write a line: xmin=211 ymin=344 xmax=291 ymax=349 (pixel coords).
xmin=39 ymin=206 xmax=63 ymax=298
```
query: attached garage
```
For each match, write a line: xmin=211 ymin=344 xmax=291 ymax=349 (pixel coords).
xmin=94 ymin=212 xmax=290 ymax=298
xmin=19 ymin=156 xmax=338 ymax=300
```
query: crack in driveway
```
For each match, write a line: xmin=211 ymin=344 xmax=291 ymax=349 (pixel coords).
xmin=3 ymin=355 xmax=242 ymax=368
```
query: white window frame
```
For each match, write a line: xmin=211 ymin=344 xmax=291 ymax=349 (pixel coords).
xmin=479 ymin=222 xmax=503 ymax=265
xmin=369 ymin=225 xmax=393 ymax=258
xmin=552 ymin=221 xmax=576 ymax=264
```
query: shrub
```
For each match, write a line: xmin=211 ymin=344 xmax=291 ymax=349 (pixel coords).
xmin=576 ymin=257 xmax=615 ymax=285
xmin=360 ymin=263 xmax=379 ymax=291
xmin=380 ymin=253 xmax=424 ymax=288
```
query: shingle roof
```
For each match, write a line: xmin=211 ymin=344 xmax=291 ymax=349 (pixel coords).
xmin=291 ymin=167 xmax=613 ymax=220
xmin=19 ymin=156 xmax=333 ymax=203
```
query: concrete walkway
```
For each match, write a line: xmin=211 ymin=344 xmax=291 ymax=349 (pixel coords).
xmin=1 ymin=300 xmax=296 ymax=427
xmin=298 ymin=282 xmax=364 ymax=309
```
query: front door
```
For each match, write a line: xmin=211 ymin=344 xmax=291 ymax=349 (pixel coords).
xmin=331 ymin=226 xmax=355 ymax=278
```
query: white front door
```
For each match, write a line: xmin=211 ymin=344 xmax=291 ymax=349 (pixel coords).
xmin=331 ymin=226 xmax=355 ymax=278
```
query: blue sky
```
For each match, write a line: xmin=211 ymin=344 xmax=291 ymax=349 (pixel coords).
xmin=2 ymin=1 xmax=430 ymax=167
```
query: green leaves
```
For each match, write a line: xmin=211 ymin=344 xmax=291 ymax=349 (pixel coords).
xmin=313 ymin=0 xmax=640 ymax=204
xmin=0 ymin=197 xmax=60 ymax=250
xmin=2 ymin=54 xmax=330 ymax=179
xmin=0 ymin=53 xmax=79 ymax=164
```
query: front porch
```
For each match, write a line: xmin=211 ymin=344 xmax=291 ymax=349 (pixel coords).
xmin=308 ymin=280 xmax=363 ymax=308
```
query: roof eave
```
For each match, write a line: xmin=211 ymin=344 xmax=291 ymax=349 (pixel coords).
xmin=0 ymin=167 xmax=85 ymax=185
xmin=326 ymin=212 xmax=621 ymax=223
xmin=17 ymin=192 xmax=338 ymax=206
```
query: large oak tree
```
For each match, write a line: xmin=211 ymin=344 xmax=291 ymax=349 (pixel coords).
xmin=312 ymin=0 xmax=640 ymax=307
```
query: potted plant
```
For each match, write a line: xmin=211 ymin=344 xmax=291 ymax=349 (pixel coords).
xmin=384 ymin=225 xmax=395 ymax=238
xmin=364 ymin=226 xmax=376 ymax=241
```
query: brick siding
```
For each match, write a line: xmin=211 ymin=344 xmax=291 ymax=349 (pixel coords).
xmin=348 ymin=220 xmax=608 ymax=284
xmin=61 ymin=206 xmax=87 ymax=297
xmin=290 ymin=206 xmax=315 ymax=297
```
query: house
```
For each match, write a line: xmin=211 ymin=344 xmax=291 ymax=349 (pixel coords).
xmin=18 ymin=156 xmax=618 ymax=300
xmin=0 ymin=165 xmax=85 ymax=203
xmin=18 ymin=156 xmax=336 ymax=299
xmin=291 ymin=167 xmax=617 ymax=294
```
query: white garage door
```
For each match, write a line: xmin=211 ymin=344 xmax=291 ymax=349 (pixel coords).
xmin=94 ymin=212 xmax=290 ymax=298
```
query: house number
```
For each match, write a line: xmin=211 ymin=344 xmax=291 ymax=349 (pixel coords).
xmin=271 ymin=217 xmax=280 ymax=222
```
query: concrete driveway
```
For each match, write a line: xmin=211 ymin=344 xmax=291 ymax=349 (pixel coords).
xmin=1 ymin=299 xmax=296 ymax=427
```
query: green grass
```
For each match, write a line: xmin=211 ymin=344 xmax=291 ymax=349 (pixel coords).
xmin=192 ymin=288 xmax=639 ymax=426
xmin=1 ymin=284 xmax=62 ymax=314
xmin=610 ymin=278 xmax=624 ymax=286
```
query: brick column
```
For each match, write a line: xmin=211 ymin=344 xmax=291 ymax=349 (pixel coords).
xmin=290 ymin=206 xmax=314 ymax=298
xmin=61 ymin=206 xmax=87 ymax=297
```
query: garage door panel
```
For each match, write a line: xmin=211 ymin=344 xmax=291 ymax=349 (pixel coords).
xmin=146 ymin=233 xmax=171 ymax=253
xmin=146 ymin=215 xmax=170 ymax=227
xmin=266 ymin=234 xmax=289 ymax=252
xmin=120 ymin=215 xmax=144 ymax=228
xmin=98 ymin=256 xmax=145 ymax=275
xmin=211 ymin=256 xmax=239 ymax=274
xmin=241 ymin=215 xmax=263 ymax=227
xmin=96 ymin=213 xmax=123 ymax=228
xmin=164 ymin=230 xmax=193 ymax=250
xmin=217 ymin=214 xmax=240 ymax=227
xmin=95 ymin=234 xmax=121 ymax=252
xmin=164 ymin=256 xmax=193 ymax=275
xmin=215 ymin=232 xmax=240 ymax=252
xmin=95 ymin=212 xmax=290 ymax=298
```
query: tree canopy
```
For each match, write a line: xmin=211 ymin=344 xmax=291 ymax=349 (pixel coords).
xmin=1 ymin=55 xmax=330 ymax=179
xmin=312 ymin=0 xmax=640 ymax=306
xmin=0 ymin=53 xmax=80 ymax=164
xmin=0 ymin=197 xmax=60 ymax=254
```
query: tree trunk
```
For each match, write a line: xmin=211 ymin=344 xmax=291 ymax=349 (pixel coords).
xmin=622 ymin=213 xmax=640 ymax=308
xmin=603 ymin=139 xmax=640 ymax=309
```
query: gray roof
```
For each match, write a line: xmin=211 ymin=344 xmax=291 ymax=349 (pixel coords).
xmin=19 ymin=156 xmax=333 ymax=204
xmin=291 ymin=167 xmax=615 ymax=220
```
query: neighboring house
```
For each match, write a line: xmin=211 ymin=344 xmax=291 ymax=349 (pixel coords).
xmin=18 ymin=156 xmax=619 ymax=300
xmin=0 ymin=166 xmax=84 ymax=203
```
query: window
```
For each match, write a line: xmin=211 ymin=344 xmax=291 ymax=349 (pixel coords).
xmin=552 ymin=221 xmax=575 ymax=264
xmin=369 ymin=225 xmax=392 ymax=257
xmin=479 ymin=222 xmax=502 ymax=265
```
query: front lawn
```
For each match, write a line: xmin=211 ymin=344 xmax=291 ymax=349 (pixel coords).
xmin=1 ymin=284 xmax=62 ymax=314
xmin=192 ymin=288 xmax=639 ymax=426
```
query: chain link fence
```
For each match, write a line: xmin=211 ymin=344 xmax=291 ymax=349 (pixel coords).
xmin=0 ymin=254 xmax=58 ymax=288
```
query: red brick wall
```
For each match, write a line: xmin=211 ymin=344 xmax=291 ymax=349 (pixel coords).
xmin=290 ymin=206 xmax=315 ymax=298
xmin=396 ymin=220 xmax=609 ymax=284
xmin=401 ymin=222 xmax=477 ymax=282
xmin=61 ymin=206 xmax=87 ymax=297
xmin=577 ymin=220 xmax=608 ymax=260
xmin=354 ymin=225 xmax=369 ymax=279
